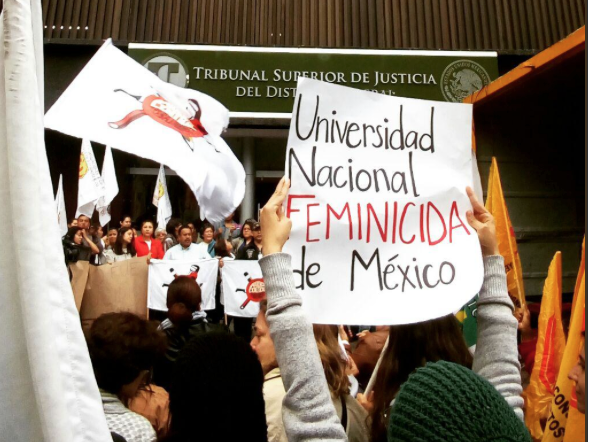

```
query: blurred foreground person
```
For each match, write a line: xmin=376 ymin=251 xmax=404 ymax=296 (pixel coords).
xmin=86 ymin=313 xmax=166 ymax=442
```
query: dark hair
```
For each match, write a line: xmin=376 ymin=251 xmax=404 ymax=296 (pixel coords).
xmin=166 ymin=218 xmax=182 ymax=235
xmin=167 ymin=276 xmax=202 ymax=326
xmin=120 ymin=215 xmax=132 ymax=223
xmin=64 ymin=226 xmax=82 ymax=241
xmin=114 ymin=227 xmax=137 ymax=256
xmin=178 ymin=224 xmax=193 ymax=236
xmin=313 ymin=324 xmax=350 ymax=398
xmin=86 ymin=313 xmax=166 ymax=402
xmin=240 ymin=219 xmax=257 ymax=239
xmin=201 ymin=223 xmax=214 ymax=235
xmin=168 ymin=332 xmax=267 ymax=441
xmin=140 ymin=219 xmax=155 ymax=229
xmin=77 ymin=214 xmax=90 ymax=221
xmin=369 ymin=314 xmax=473 ymax=442
xmin=213 ymin=232 xmax=232 ymax=258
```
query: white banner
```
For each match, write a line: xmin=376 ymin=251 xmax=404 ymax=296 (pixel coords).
xmin=97 ymin=146 xmax=118 ymax=226
xmin=55 ymin=174 xmax=68 ymax=236
xmin=148 ymin=258 xmax=219 ymax=311
xmin=152 ymin=164 xmax=173 ymax=230
xmin=45 ymin=39 xmax=245 ymax=223
xmin=283 ymin=78 xmax=483 ymax=325
xmin=75 ymin=139 xmax=103 ymax=218
xmin=221 ymin=260 xmax=265 ymax=318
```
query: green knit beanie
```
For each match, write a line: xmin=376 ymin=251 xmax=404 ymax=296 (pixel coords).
xmin=388 ymin=361 xmax=531 ymax=442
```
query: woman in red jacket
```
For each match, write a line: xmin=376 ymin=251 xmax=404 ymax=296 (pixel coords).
xmin=134 ymin=220 xmax=165 ymax=259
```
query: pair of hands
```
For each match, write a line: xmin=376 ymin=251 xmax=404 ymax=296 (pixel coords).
xmin=260 ymin=177 xmax=500 ymax=257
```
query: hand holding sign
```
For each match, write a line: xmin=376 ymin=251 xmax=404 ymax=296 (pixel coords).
xmin=260 ymin=176 xmax=292 ymax=255
xmin=465 ymin=186 xmax=500 ymax=257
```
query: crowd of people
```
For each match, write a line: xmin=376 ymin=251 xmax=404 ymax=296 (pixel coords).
xmin=62 ymin=180 xmax=586 ymax=442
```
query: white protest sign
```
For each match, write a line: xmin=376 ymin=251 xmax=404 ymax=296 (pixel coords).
xmin=222 ymin=260 xmax=265 ymax=318
xmin=148 ymin=258 xmax=218 ymax=311
xmin=283 ymin=78 xmax=483 ymax=325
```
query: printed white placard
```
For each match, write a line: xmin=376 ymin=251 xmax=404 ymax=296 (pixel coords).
xmin=222 ymin=260 xmax=265 ymax=318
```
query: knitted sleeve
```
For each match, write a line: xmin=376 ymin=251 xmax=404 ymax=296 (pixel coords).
xmin=473 ymin=255 xmax=524 ymax=421
xmin=259 ymin=253 xmax=348 ymax=442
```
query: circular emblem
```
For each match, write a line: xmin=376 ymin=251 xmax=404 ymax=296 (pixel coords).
xmin=158 ymin=182 xmax=165 ymax=199
xmin=142 ymin=54 xmax=189 ymax=88
xmin=440 ymin=60 xmax=491 ymax=102
xmin=79 ymin=153 xmax=89 ymax=178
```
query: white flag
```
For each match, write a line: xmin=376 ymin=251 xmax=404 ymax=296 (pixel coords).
xmin=0 ymin=2 xmax=111 ymax=441
xmin=55 ymin=174 xmax=68 ymax=236
xmin=221 ymin=260 xmax=265 ymax=318
xmin=152 ymin=164 xmax=173 ymax=230
xmin=75 ymin=139 xmax=103 ymax=218
xmin=45 ymin=39 xmax=245 ymax=223
xmin=96 ymin=146 xmax=118 ymax=226
xmin=148 ymin=258 xmax=219 ymax=311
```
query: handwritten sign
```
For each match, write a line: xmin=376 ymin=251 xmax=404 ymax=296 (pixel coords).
xmin=283 ymin=78 xmax=483 ymax=325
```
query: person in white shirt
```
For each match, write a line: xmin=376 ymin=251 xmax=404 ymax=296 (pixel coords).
xmin=164 ymin=225 xmax=211 ymax=261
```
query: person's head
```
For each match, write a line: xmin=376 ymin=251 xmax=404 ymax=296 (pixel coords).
xmin=370 ymin=314 xmax=473 ymax=441
xmin=70 ymin=219 xmax=78 ymax=227
xmin=168 ymin=332 xmax=267 ymax=441
xmin=187 ymin=222 xmax=199 ymax=242
xmin=155 ymin=228 xmax=166 ymax=243
xmin=140 ymin=220 xmax=155 ymax=239
xmin=250 ymin=301 xmax=277 ymax=376
xmin=253 ymin=222 xmax=262 ymax=244
xmin=89 ymin=224 xmax=103 ymax=238
xmin=568 ymin=331 xmax=586 ymax=414
xmin=241 ymin=219 xmax=256 ymax=241
xmin=86 ymin=312 xmax=166 ymax=405
xmin=166 ymin=218 xmax=182 ymax=237
xmin=65 ymin=226 xmax=83 ymax=245
xmin=178 ymin=225 xmax=193 ymax=248
xmin=77 ymin=215 xmax=90 ymax=230
xmin=119 ymin=215 xmax=132 ymax=229
xmin=312 ymin=324 xmax=350 ymax=398
xmin=114 ymin=227 xmax=136 ymax=256
xmin=107 ymin=228 xmax=118 ymax=247
xmin=214 ymin=232 xmax=231 ymax=258
xmin=166 ymin=276 xmax=202 ymax=326
xmin=201 ymin=223 xmax=214 ymax=244
xmin=387 ymin=361 xmax=530 ymax=442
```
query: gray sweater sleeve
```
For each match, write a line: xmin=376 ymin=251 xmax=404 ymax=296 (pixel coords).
xmin=473 ymin=255 xmax=524 ymax=421
xmin=259 ymin=253 xmax=348 ymax=442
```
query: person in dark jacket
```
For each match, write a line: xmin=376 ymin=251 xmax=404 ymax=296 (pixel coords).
xmin=62 ymin=226 xmax=84 ymax=266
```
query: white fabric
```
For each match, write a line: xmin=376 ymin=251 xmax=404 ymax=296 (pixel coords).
xmin=148 ymin=258 xmax=219 ymax=311
xmin=152 ymin=164 xmax=172 ymax=230
xmin=0 ymin=2 xmax=111 ymax=441
xmin=221 ymin=260 xmax=264 ymax=318
xmin=145 ymin=240 xmax=152 ymax=250
xmin=97 ymin=146 xmax=119 ymax=226
xmin=55 ymin=174 xmax=68 ymax=236
xmin=163 ymin=243 xmax=210 ymax=261
xmin=45 ymin=39 xmax=245 ymax=223
xmin=75 ymin=139 xmax=103 ymax=217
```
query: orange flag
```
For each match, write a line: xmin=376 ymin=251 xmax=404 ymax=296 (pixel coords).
xmin=524 ymin=252 xmax=566 ymax=440
xmin=543 ymin=240 xmax=586 ymax=442
xmin=485 ymin=157 xmax=526 ymax=313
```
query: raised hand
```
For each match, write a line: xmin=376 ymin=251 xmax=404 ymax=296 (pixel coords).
xmin=260 ymin=177 xmax=292 ymax=256
xmin=465 ymin=186 xmax=499 ymax=257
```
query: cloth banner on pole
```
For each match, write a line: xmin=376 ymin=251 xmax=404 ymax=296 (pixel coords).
xmin=0 ymin=2 xmax=111 ymax=441
xmin=97 ymin=146 xmax=118 ymax=226
xmin=152 ymin=164 xmax=173 ymax=230
xmin=283 ymin=78 xmax=483 ymax=325
xmin=524 ymin=252 xmax=565 ymax=440
xmin=45 ymin=39 xmax=245 ymax=223
xmin=55 ymin=173 xmax=68 ymax=236
xmin=148 ymin=258 xmax=219 ymax=311
xmin=75 ymin=138 xmax=103 ymax=218
xmin=79 ymin=256 xmax=149 ymax=329
xmin=221 ymin=260 xmax=265 ymax=318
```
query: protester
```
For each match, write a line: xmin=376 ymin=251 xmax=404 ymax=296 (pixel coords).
xmin=197 ymin=223 xmax=216 ymax=257
xmin=62 ymin=226 xmax=83 ymax=266
xmin=236 ymin=220 xmax=261 ymax=260
xmin=163 ymin=225 xmax=210 ymax=260
xmin=186 ymin=222 xmax=199 ymax=244
xmin=86 ymin=312 xmax=167 ymax=442
xmin=234 ymin=219 xmax=256 ymax=257
xmin=215 ymin=211 xmax=241 ymax=242
xmin=568 ymin=330 xmax=586 ymax=414
xmin=350 ymin=326 xmax=389 ymax=389
xmin=90 ymin=224 xmax=107 ymax=265
xmin=163 ymin=218 xmax=182 ymax=252
xmin=155 ymin=228 xmax=166 ymax=246
xmin=164 ymin=332 xmax=267 ymax=442
xmin=209 ymin=232 xmax=234 ymax=323
xmin=134 ymin=220 xmax=164 ymax=259
xmin=153 ymin=276 xmax=216 ymax=390
xmin=105 ymin=227 xmax=137 ymax=263
xmin=106 ymin=228 xmax=118 ymax=250
xmin=313 ymin=324 xmax=370 ymax=441
xmin=77 ymin=214 xmax=103 ymax=262
xmin=69 ymin=218 xmax=78 ymax=227
xmin=250 ymin=300 xmax=288 ymax=442
xmin=120 ymin=215 xmax=132 ymax=229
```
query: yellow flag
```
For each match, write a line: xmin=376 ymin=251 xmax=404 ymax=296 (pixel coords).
xmin=571 ymin=237 xmax=585 ymax=314
xmin=485 ymin=157 xmax=526 ymax=312
xmin=543 ymin=242 xmax=586 ymax=442
xmin=524 ymin=252 xmax=566 ymax=440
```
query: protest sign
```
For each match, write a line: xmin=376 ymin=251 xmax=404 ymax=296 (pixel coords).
xmin=148 ymin=258 xmax=219 ymax=311
xmin=45 ymin=39 xmax=245 ymax=223
xmin=221 ymin=260 xmax=265 ymax=318
xmin=79 ymin=256 xmax=149 ymax=328
xmin=283 ymin=78 xmax=483 ymax=325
